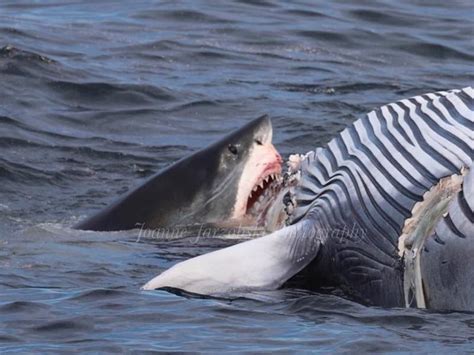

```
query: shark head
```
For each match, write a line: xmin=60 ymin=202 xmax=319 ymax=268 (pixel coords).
xmin=75 ymin=115 xmax=284 ymax=231
xmin=189 ymin=114 xmax=283 ymax=225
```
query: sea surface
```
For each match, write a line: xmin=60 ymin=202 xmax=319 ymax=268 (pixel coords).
xmin=1 ymin=0 xmax=473 ymax=352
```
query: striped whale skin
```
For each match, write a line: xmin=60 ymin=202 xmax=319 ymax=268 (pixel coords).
xmin=290 ymin=87 xmax=473 ymax=308
xmin=421 ymin=167 xmax=473 ymax=310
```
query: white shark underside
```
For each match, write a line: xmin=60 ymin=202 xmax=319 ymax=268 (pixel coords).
xmin=144 ymin=87 xmax=474 ymax=312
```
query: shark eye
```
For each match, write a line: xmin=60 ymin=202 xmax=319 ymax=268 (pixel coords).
xmin=228 ymin=144 xmax=238 ymax=155
xmin=255 ymin=139 xmax=263 ymax=145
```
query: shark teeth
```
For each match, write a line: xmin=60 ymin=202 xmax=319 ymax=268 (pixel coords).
xmin=255 ymin=173 xmax=279 ymax=191
xmin=248 ymin=173 xmax=281 ymax=203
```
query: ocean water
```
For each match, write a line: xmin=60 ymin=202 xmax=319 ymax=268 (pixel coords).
xmin=1 ymin=0 xmax=473 ymax=352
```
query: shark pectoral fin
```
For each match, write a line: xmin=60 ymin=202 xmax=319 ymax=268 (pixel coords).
xmin=142 ymin=220 xmax=320 ymax=295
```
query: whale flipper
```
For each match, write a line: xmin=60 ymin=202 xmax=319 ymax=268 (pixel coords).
xmin=142 ymin=220 xmax=320 ymax=295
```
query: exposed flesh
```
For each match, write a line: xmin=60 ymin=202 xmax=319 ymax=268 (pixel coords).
xmin=399 ymin=170 xmax=467 ymax=308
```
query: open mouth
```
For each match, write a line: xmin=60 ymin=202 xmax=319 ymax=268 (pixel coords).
xmin=246 ymin=172 xmax=281 ymax=214
xmin=243 ymin=153 xmax=306 ymax=226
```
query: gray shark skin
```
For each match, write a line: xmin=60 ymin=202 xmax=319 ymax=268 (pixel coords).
xmin=75 ymin=115 xmax=281 ymax=231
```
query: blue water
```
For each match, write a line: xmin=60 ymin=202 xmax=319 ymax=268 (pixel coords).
xmin=1 ymin=0 xmax=473 ymax=351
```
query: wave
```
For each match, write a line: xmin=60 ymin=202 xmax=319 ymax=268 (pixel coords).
xmin=0 ymin=45 xmax=55 ymax=63
xmin=46 ymin=80 xmax=177 ymax=108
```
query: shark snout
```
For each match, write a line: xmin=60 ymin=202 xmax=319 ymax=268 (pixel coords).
xmin=270 ymin=144 xmax=283 ymax=164
xmin=261 ymin=143 xmax=283 ymax=172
